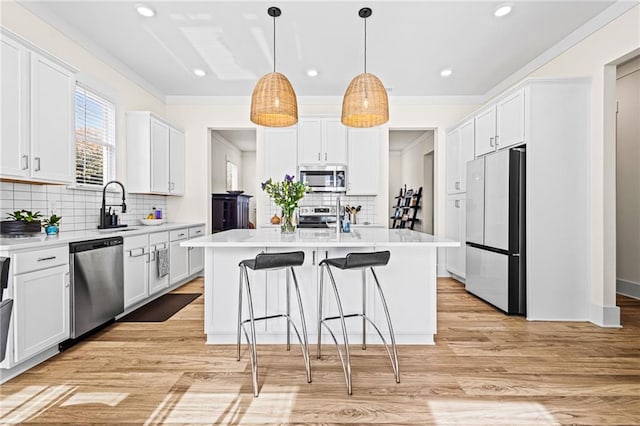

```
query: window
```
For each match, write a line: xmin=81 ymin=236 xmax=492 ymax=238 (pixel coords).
xmin=75 ymin=84 xmax=116 ymax=187
xmin=226 ymin=160 xmax=239 ymax=191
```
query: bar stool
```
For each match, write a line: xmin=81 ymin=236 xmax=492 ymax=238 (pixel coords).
xmin=237 ymin=251 xmax=311 ymax=397
xmin=317 ymin=250 xmax=399 ymax=395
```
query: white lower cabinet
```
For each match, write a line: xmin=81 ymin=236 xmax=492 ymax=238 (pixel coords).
xmin=187 ymin=226 xmax=205 ymax=276
xmin=13 ymin=263 xmax=69 ymax=364
xmin=169 ymin=229 xmax=189 ymax=285
xmin=148 ymin=232 xmax=170 ymax=295
xmin=123 ymin=235 xmax=149 ymax=307
xmin=446 ymin=195 xmax=466 ymax=279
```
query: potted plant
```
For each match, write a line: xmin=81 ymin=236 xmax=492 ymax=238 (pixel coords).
xmin=1 ymin=210 xmax=43 ymax=235
xmin=261 ymin=174 xmax=308 ymax=234
xmin=42 ymin=214 xmax=62 ymax=235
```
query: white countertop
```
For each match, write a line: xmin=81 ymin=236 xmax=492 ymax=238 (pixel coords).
xmin=182 ymin=228 xmax=459 ymax=248
xmin=0 ymin=222 xmax=206 ymax=251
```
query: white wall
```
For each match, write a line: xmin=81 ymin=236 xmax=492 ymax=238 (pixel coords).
xmin=210 ymin=131 xmax=242 ymax=193
xmin=616 ymin=58 xmax=640 ymax=297
xmin=241 ymin=151 xmax=257 ymax=225
xmin=388 ymin=151 xmax=403 ymax=227
xmin=1 ymin=0 xmax=166 ymax=186
xmin=399 ymin=132 xmax=434 ymax=233
xmin=523 ymin=5 xmax=640 ymax=325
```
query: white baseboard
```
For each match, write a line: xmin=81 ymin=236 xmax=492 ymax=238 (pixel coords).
xmin=589 ymin=303 xmax=621 ymax=328
xmin=617 ymin=278 xmax=640 ymax=300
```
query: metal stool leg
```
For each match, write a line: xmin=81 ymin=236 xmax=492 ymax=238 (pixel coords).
xmin=242 ymin=267 xmax=260 ymax=397
xmin=236 ymin=265 xmax=244 ymax=361
xmin=317 ymin=264 xmax=324 ymax=359
xmin=362 ymin=269 xmax=367 ymax=350
xmin=370 ymin=267 xmax=400 ymax=383
xmin=286 ymin=268 xmax=291 ymax=351
xmin=325 ymin=265 xmax=353 ymax=395
xmin=291 ymin=267 xmax=311 ymax=383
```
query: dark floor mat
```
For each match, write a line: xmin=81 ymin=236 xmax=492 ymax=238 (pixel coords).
xmin=118 ymin=293 xmax=201 ymax=322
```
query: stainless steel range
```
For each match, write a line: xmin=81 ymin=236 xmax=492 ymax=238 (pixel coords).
xmin=298 ymin=205 xmax=340 ymax=228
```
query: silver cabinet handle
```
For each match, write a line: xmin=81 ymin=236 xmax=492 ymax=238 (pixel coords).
xmin=37 ymin=256 xmax=56 ymax=262
xmin=324 ymin=152 xmax=327 ymax=161
xmin=455 ymin=200 xmax=460 ymax=208
xmin=312 ymin=250 xmax=316 ymax=265
xmin=489 ymin=137 xmax=494 ymax=147
xmin=495 ymin=135 xmax=499 ymax=147
xmin=21 ymin=155 xmax=29 ymax=170
xmin=150 ymin=250 xmax=156 ymax=262
xmin=455 ymin=181 xmax=460 ymax=190
xmin=317 ymin=152 xmax=321 ymax=161
xmin=34 ymin=157 xmax=41 ymax=171
xmin=129 ymin=248 xmax=146 ymax=258
xmin=171 ymin=182 xmax=175 ymax=190
xmin=177 ymin=233 xmax=185 ymax=238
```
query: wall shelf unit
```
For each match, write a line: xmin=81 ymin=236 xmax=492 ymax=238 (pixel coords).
xmin=390 ymin=186 xmax=422 ymax=230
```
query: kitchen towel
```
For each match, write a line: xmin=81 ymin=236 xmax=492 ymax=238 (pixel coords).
xmin=157 ymin=248 xmax=169 ymax=278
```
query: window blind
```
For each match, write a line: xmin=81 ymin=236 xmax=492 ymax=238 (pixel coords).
xmin=75 ymin=85 xmax=116 ymax=187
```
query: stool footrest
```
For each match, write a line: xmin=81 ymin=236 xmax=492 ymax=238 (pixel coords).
xmin=241 ymin=313 xmax=289 ymax=325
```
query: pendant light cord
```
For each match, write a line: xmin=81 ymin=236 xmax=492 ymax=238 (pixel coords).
xmin=363 ymin=17 xmax=367 ymax=74
xmin=273 ymin=14 xmax=276 ymax=73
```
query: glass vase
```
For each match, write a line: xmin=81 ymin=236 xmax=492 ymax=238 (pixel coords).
xmin=281 ymin=212 xmax=295 ymax=234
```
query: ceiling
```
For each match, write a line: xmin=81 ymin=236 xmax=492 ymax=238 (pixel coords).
xmin=389 ymin=130 xmax=432 ymax=151
xmin=215 ymin=129 xmax=257 ymax=151
xmin=19 ymin=1 xmax=616 ymax=98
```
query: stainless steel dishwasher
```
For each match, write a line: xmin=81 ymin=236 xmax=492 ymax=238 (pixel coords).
xmin=69 ymin=237 xmax=124 ymax=338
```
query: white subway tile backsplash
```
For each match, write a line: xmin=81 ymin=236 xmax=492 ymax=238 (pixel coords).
xmin=0 ymin=184 xmax=168 ymax=231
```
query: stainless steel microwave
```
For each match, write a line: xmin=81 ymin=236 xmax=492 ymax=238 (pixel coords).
xmin=298 ymin=165 xmax=347 ymax=193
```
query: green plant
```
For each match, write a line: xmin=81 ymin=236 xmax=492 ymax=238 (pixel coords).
xmin=261 ymin=174 xmax=309 ymax=217
xmin=42 ymin=214 xmax=62 ymax=228
xmin=5 ymin=210 xmax=43 ymax=222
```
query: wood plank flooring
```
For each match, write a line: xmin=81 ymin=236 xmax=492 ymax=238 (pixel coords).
xmin=1 ymin=278 xmax=639 ymax=425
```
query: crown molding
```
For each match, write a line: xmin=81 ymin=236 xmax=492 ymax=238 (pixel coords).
xmin=165 ymin=95 xmax=483 ymax=106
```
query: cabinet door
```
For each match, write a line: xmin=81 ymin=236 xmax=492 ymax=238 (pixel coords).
xmin=149 ymin=235 xmax=169 ymax=294
xmin=475 ymin=105 xmax=496 ymax=157
xmin=169 ymin=127 xmax=185 ymax=195
xmin=30 ymin=53 xmax=75 ymax=183
xmin=324 ymin=119 xmax=347 ymax=164
xmin=496 ymin=89 xmax=525 ymax=149
xmin=445 ymin=197 xmax=462 ymax=276
xmin=466 ymin=158 xmax=485 ymax=245
xmin=347 ymin=128 xmax=381 ymax=195
xmin=124 ymin=246 xmax=149 ymax=308
xmin=0 ymin=36 xmax=29 ymax=179
xmin=188 ymin=246 xmax=204 ymax=276
xmin=484 ymin=150 xmax=510 ymax=251
xmin=297 ymin=118 xmax=323 ymax=164
xmin=459 ymin=118 xmax=475 ymax=193
xmin=170 ymin=239 xmax=189 ymax=285
xmin=14 ymin=265 xmax=69 ymax=363
xmin=263 ymin=128 xmax=297 ymax=181
xmin=446 ymin=128 xmax=461 ymax=194
xmin=150 ymin=118 xmax=170 ymax=194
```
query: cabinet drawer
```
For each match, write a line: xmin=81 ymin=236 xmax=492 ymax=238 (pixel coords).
xmin=123 ymin=234 xmax=148 ymax=251
xmin=149 ymin=231 xmax=169 ymax=246
xmin=188 ymin=226 xmax=205 ymax=238
xmin=170 ymin=229 xmax=188 ymax=242
xmin=13 ymin=246 xmax=68 ymax=275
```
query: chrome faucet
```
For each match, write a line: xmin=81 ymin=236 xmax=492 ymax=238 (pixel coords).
xmin=99 ymin=180 xmax=127 ymax=229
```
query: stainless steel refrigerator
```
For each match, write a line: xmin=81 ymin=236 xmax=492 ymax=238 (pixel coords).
xmin=466 ymin=147 xmax=526 ymax=315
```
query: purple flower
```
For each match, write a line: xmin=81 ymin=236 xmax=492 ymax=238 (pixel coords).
xmin=284 ymin=174 xmax=294 ymax=182
xmin=261 ymin=178 xmax=271 ymax=190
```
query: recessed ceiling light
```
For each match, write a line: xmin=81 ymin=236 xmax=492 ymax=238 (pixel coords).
xmin=136 ymin=4 xmax=156 ymax=18
xmin=440 ymin=68 xmax=453 ymax=77
xmin=193 ymin=68 xmax=206 ymax=77
xmin=306 ymin=69 xmax=318 ymax=77
xmin=494 ymin=4 xmax=512 ymax=17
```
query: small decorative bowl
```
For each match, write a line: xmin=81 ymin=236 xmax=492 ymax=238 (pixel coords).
xmin=139 ymin=218 xmax=165 ymax=226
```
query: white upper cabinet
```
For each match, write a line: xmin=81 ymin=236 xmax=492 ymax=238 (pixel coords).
xmin=347 ymin=127 xmax=381 ymax=195
xmin=126 ymin=111 xmax=185 ymax=195
xmin=263 ymin=127 xmax=297 ymax=181
xmin=446 ymin=118 xmax=475 ymax=195
xmin=475 ymin=88 xmax=525 ymax=157
xmin=0 ymin=32 xmax=75 ymax=184
xmin=297 ymin=117 xmax=347 ymax=165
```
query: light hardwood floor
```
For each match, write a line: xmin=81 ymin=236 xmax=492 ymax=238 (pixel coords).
xmin=1 ymin=278 xmax=639 ymax=425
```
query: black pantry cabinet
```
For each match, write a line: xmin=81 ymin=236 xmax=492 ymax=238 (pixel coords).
xmin=211 ymin=193 xmax=252 ymax=233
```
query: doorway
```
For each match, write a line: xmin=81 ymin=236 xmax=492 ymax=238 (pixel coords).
xmin=423 ymin=152 xmax=434 ymax=234
xmin=615 ymin=56 xmax=640 ymax=300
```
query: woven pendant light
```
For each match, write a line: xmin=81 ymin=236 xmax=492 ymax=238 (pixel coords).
xmin=342 ymin=7 xmax=389 ymax=128
xmin=250 ymin=7 xmax=298 ymax=127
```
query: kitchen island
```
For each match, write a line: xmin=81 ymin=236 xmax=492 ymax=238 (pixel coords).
xmin=182 ymin=228 xmax=458 ymax=345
